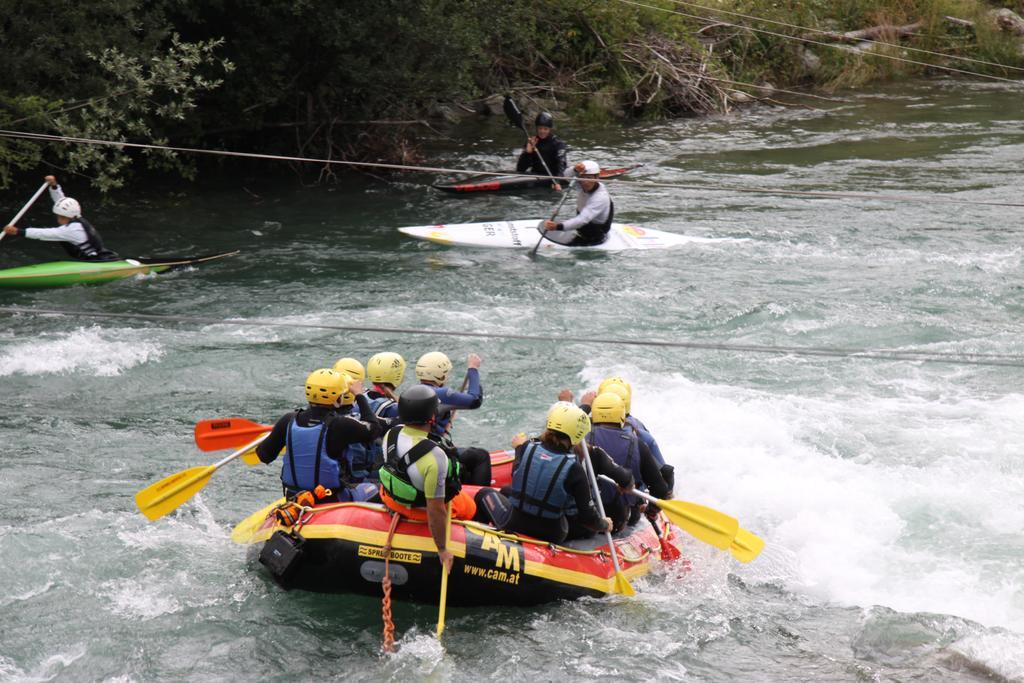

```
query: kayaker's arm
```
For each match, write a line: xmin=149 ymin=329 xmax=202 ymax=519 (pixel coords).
xmin=256 ymin=413 xmax=292 ymax=464
xmin=351 ymin=393 xmax=383 ymax=441
xmin=18 ymin=224 xmax=87 ymax=242
xmin=558 ymin=185 xmax=610 ymax=232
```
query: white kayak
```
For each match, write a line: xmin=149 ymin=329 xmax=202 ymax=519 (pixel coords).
xmin=398 ymin=220 xmax=719 ymax=251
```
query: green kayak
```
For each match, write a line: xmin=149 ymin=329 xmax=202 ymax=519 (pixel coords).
xmin=0 ymin=251 xmax=239 ymax=289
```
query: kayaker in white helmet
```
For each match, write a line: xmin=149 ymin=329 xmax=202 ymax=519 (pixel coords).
xmin=2 ymin=175 xmax=118 ymax=261
xmin=541 ymin=160 xmax=614 ymax=247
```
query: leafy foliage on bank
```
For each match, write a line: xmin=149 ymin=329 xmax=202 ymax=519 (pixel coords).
xmin=0 ymin=0 xmax=1021 ymax=190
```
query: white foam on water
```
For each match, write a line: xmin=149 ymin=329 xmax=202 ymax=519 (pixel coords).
xmin=949 ymin=631 xmax=1024 ymax=681
xmin=0 ymin=644 xmax=86 ymax=683
xmin=100 ymin=577 xmax=182 ymax=620
xmin=580 ymin=364 xmax=1024 ymax=642
xmin=0 ymin=326 xmax=162 ymax=377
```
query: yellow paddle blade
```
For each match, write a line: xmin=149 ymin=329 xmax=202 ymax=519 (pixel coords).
xmin=656 ymin=499 xmax=739 ymax=550
xmin=612 ymin=571 xmax=636 ymax=596
xmin=240 ymin=447 xmax=261 ymax=466
xmin=231 ymin=498 xmax=285 ymax=544
xmin=134 ymin=465 xmax=216 ymax=521
xmin=730 ymin=528 xmax=765 ymax=563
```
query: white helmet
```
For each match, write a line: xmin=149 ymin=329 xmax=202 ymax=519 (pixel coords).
xmin=53 ymin=197 xmax=81 ymax=218
xmin=577 ymin=160 xmax=601 ymax=176
xmin=415 ymin=351 xmax=452 ymax=384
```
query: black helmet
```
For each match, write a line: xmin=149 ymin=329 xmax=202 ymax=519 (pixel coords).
xmin=535 ymin=112 xmax=554 ymax=128
xmin=399 ymin=384 xmax=439 ymax=424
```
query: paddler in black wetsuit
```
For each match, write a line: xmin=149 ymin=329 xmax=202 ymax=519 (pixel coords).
xmin=2 ymin=175 xmax=119 ymax=261
xmin=516 ymin=112 xmax=569 ymax=191
xmin=541 ymin=160 xmax=614 ymax=247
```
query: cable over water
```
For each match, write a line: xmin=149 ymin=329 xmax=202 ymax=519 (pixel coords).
xmin=2 ymin=306 xmax=1022 ymax=368
xmin=1 ymin=129 xmax=1022 ymax=209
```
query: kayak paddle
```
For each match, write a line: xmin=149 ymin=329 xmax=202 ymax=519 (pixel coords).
xmin=135 ymin=433 xmax=270 ymax=521
xmin=530 ymin=176 xmax=576 ymax=258
xmin=503 ymin=95 xmax=560 ymax=189
xmin=598 ymin=474 xmax=745 ymax=554
xmin=581 ymin=441 xmax=636 ymax=596
xmin=0 ymin=182 xmax=49 ymax=244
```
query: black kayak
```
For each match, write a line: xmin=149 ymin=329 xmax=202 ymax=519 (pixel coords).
xmin=433 ymin=166 xmax=637 ymax=194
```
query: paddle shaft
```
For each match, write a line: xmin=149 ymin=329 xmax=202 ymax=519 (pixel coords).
xmin=580 ymin=441 xmax=627 ymax=579
xmin=0 ymin=183 xmax=49 ymax=244
xmin=436 ymin=502 xmax=452 ymax=638
xmin=504 ymin=96 xmax=558 ymax=184
xmin=600 ymin=474 xmax=658 ymax=506
xmin=146 ymin=433 xmax=269 ymax=509
xmin=530 ymin=178 xmax=577 ymax=258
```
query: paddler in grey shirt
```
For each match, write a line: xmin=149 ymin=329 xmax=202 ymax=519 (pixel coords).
xmin=541 ymin=160 xmax=614 ymax=247
xmin=2 ymin=175 xmax=118 ymax=261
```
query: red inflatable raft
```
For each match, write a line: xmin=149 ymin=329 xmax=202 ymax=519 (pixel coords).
xmin=235 ymin=492 xmax=686 ymax=606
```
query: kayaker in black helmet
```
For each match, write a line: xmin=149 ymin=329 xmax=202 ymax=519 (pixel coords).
xmin=516 ymin=112 xmax=569 ymax=191
xmin=2 ymin=175 xmax=118 ymax=261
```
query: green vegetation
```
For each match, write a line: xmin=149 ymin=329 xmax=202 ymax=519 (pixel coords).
xmin=1 ymin=0 xmax=1021 ymax=190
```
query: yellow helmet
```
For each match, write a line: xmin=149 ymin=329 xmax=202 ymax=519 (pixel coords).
xmin=305 ymin=369 xmax=351 ymax=406
xmin=590 ymin=392 xmax=626 ymax=425
xmin=598 ymin=378 xmax=631 ymax=413
xmin=546 ymin=401 xmax=591 ymax=445
xmin=367 ymin=352 xmax=406 ymax=386
xmin=415 ymin=351 xmax=452 ymax=384
xmin=332 ymin=357 xmax=366 ymax=406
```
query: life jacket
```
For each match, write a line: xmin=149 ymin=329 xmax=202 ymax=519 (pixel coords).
xmin=331 ymin=404 xmax=374 ymax=482
xmin=59 ymin=217 xmax=119 ymax=261
xmin=379 ymin=426 xmax=461 ymax=507
xmin=350 ymin=395 xmax=399 ymax=481
xmin=588 ymin=425 xmax=642 ymax=506
xmin=281 ymin=417 xmax=342 ymax=492
xmin=508 ymin=442 xmax=577 ymax=519
xmin=574 ymin=196 xmax=614 ymax=246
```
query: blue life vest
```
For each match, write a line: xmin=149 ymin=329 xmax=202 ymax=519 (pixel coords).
xmin=588 ymin=425 xmax=642 ymax=505
xmin=352 ymin=396 xmax=398 ymax=481
xmin=508 ymin=442 xmax=577 ymax=519
xmin=281 ymin=418 xmax=341 ymax=492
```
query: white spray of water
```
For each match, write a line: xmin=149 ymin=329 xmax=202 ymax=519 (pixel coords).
xmin=581 ymin=363 xmax=1024 ymax=641
xmin=0 ymin=326 xmax=162 ymax=377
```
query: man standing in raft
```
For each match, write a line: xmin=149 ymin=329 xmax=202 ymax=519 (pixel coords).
xmin=379 ymin=385 xmax=478 ymax=573
xmin=541 ymin=161 xmax=613 ymax=247
xmin=516 ymin=111 xmax=568 ymax=191
xmin=2 ymin=175 xmax=119 ymax=260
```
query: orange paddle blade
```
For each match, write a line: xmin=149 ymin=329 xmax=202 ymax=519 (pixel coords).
xmin=194 ymin=417 xmax=272 ymax=452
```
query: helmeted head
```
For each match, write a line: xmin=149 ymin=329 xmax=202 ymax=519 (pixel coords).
xmin=398 ymin=384 xmax=439 ymax=424
xmin=367 ymin=352 xmax=406 ymax=388
xmin=415 ymin=351 xmax=452 ymax=385
xmin=598 ymin=377 xmax=632 ymax=413
xmin=332 ymin=357 xmax=365 ymax=405
xmin=535 ymin=112 xmax=554 ymax=138
xmin=53 ymin=197 xmax=81 ymax=219
xmin=546 ymin=401 xmax=591 ymax=445
xmin=590 ymin=392 xmax=626 ymax=426
xmin=305 ymin=368 xmax=351 ymax=407
xmin=576 ymin=160 xmax=600 ymax=178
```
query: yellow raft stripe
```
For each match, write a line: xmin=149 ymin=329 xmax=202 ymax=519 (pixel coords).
xmin=523 ymin=557 xmax=650 ymax=593
xmin=249 ymin=524 xmax=467 ymax=557
xmin=249 ymin=521 xmax=654 ymax=593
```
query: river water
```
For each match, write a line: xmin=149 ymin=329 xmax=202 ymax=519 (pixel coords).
xmin=1 ymin=78 xmax=1022 ymax=681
